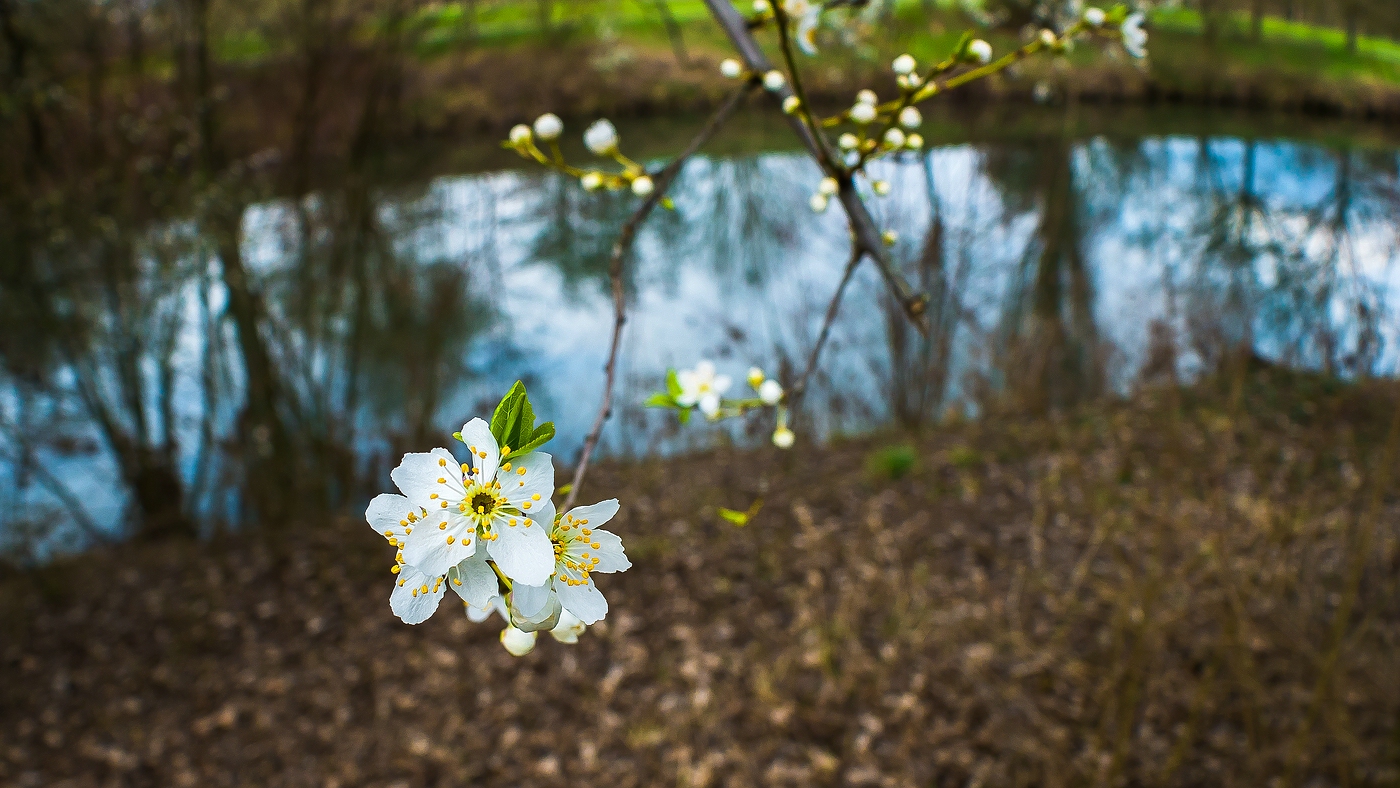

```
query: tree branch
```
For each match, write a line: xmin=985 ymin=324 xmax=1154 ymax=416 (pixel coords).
xmin=790 ymin=242 xmax=862 ymax=409
xmin=701 ymin=0 xmax=929 ymax=333
xmin=561 ymin=83 xmax=757 ymax=512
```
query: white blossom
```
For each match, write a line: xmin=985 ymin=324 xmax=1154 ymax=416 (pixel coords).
xmin=809 ymin=193 xmax=829 ymax=213
xmin=838 ymin=133 xmax=859 ymax=150
xmin=773 ymin=427 xmax=795 ymax=448
xmin=752 ymin=0 xmax=770 ymax=13
xmin=500 ymin=625 xmax=537 ymax=656
xmin=850 ymin=102 xmax=877 ymax=124
xmin=855 ymin=89 xmax=878 ymax=105
xmin=509 ymin=124 xmax=532 ymax=145
xmin=1084 ymin=7 xmax=1105 ymax=26
xmin=872 ymin=179 xmax=891 ymax=196
xmin=763 ymin=70 xmax=787 ymax=91
xmin=367 ymin=493 xmax=499 ymax=625
xmin=550 ymin=609 xmax=587 ymax=643
xmin=584 ymin=119 xmax=619 ymax=155
xmin=631 ymin=175 xmax=654 ymax=196
xmin=581 ymin=171 xmax=604 ymax=191
xmin=818 ymin=176 xmax=839 ymax=196
xmin=511 ymin=499 xmax=631 ymax=626
xmin=782 ymin=95 xmax=802 ymax=115
xmin=720 ymin=58 xmax=744 ymax=79
xmin=676 ymin=360 xmax=732 ymax=418
xmin=1122 ymin=13 xmax=1147 ymax=58
xmin=968 ymin=39 xmax=993 ymax=64
xmin=883 ymin=128 xmax=906 ymax=148
xmin=892 ymin=53 xmax=916 ymax=75
xmin=758 ymin=379 xmax=783 ymax=405
xmin=898 ymin=106 xmax=922 ymax=129
xmin=1039 ymin=29 xmax=1057 ymax=46
xmin=393 ymin=421 xmax=556 ymax=587
xmin=533 ymin=113 xmax=563 ymax=141
xmin=747 ymin=367 xmax=766 ymax=388
xmin=906 ymin=133 xmax=925 ymax=150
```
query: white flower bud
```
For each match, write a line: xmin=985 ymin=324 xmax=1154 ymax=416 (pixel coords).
xmin=818 ymin=176 xmax=839 ymax=196
xmin=500 ymin=626 xmax=537 ymax=656
xmin=509 ymin=124 xmax=532 ymax=145
xmin=856 ymin=89 xmax=878 ymax=105
xmin=631 ymin=175 xmax=654 ymax=196
xmin=1039 ymin=29 xmax=1057 ymax=46
xmin=850 ymin=102 xmax=877 ymax=124
xmin=906 ymin=133 xmax=924 ymax=149
xmin=772 ymin=427 xmax=795 ymax=448
xmin=891 ymin=53 xmax=917 ymax=75
xmin=782 ymin=95 xmax=802 ymax=114
xmin=747 ymin=367 xmax=766 ymax=388
xmin=968 ymin=39 xmax=993 ymax=64
xmin=1084 ymin=7 xmax=1105 ymax=26
xmin=753 ymin=0 xmax=770 ymax=13
xmin=783 ymin=0 xmax=811 ymax=15
xmin=533 ymin=113 xmax=563 ymax=141
xmin=809 ymin=193 xmax=829 ymax=213
xmin=758 ymin=379 xmax=783 ymax=405
xmin=720 ymin=58 xmax=744 ymax=79
xmin=883 ymin=128 xmax=906 ymax=148
xmin=584 ymin=119 xmax=619 ymax=155
xmin=763 ymin=70 xmax=786 ymax=91
xmin=549 ymin=610 xmax=586 ymax=643
xmin=581 ymin=171 xmax=604 ymax=191
xmin=838 ymin=133 xmax=860 ymax=150
xmin=872 ymin=180 xmax=891 ymax=196
xmin=1033 ymin=81 xmax=1053 ymax=104
xmin=898 ymin=106 xmax=922 ymax=129
xmin=882 ymin=230 xmax=899 ymax=246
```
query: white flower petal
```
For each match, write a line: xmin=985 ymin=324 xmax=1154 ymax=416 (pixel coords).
xmin=390 ymin=566 xmax=447 ymax=625
xmin=555 ymin=577 xmax=609 ymax=625
xmin=390 ymin=448 xmax=465 ymax=508
xmin=565 ymin=499 xmax=620 ymax=528
xmin=487 ymin=511 xmax=555 ymax=585
xmin=511 ymin=581 xmax=553 ymax=618
xmin=448 ymin=550 xmax=497 ymax=608
xmin=712 ymin=374 xmax=732 ymax=395
xmin=366 ymin=493 xmax=412 ymax=542
xmin=457 ymin=417 xmax=500 ymax=484
xmin=400 ymin=508 xmax=475 ymax=578
xmin=699 ymin=392 xmax=721 ymax=418
xmin=550 ymin=609 xmax=586 ymax=643
xmin=466 ymin=596 xmax=507 ymax=622
xmin=587 ymin=528 xmax=631 ymax=573
xmin=501 ymin=626 xmax=537 ymax=656
xmin=502 ymin=451 xmax=555 ymax=511
xmin=511 ymin=590 xmax=562 ymax=632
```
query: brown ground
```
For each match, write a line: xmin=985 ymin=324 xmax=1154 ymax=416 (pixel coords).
xmin=3 ymin=367 xmax=1400 ymax=787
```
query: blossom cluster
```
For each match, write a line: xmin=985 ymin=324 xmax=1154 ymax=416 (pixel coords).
xmin=647 ymin=361 xmax=793 ymax=448
xmin=505 ymin=114 xmax=658 ymax=198
xmin=366 ymin=382 xmax=631 ymax=656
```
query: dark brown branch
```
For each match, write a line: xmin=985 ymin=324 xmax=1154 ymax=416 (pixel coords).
xmin=790 ymin=243 xmax=863 ymax=408
xmin=701 ymin=0 xmax=928 ymax=334
xmin=561 ymin=83 xmax=756 ymax=512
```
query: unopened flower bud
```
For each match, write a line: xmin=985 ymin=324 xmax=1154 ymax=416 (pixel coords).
xmin=883 ymin=128 xmax=906 ymax=148
xmin=809 ymin=193 xmax=829 ymax=213
xmin=631 ymin=175 xmax=654 ymax=196
xmin=882 ymin=230 xmax=898 ymax=246
xmin=753 ymin=0 xmax=770 ymax=13
xmin=906 ymin=133 xmax=924 ymax=149
xmin=782 ymin=95 xmax=802 ymax=114
xmin=892 ymin=53 xmax=917 ymax=75
xmin=501 ymin=626 xmax=537 ymax=656
xmin=872 ymin=180 xmax=891 ymax=196
xmin=581 ymin=171 xmax=604 ymax=191
xmin=838 ymin=133 xmax=860 ymax=150
xmin=968 ymin=39 xmax=993 ymax=64
xmin=720 ymin=58 xmax=744 ymax=79
xmin=856 ymin=89 xmax=878 ymax=105
xmin=1084 ymin=7 xmax=1105 ymax=26
xmin=533 ymin=113 xmax=563 ymax=140
xmin=772 ymin=427 xmax=795 ymax=448
xmin=763 ymin=70 xmax=786 ymax=91
xmin=818 ymin=176 xmax=839 ymax=196
xmin=1039 ymin=29 xmax=1057 ymax=46
xmin=584 ymin=119 xmax=619 ymax=155
xmin=898 ymin=106 xmax=922 ymax=129
xmin=850 ymin=102 xmax=877 ymax=124
xmin=509 ymin=124 xmax=532 ymax=145
xmin=758 ymin=379 xmax=783 ymax=405
xmin=747 ymin=367 xmax=766 ymax=388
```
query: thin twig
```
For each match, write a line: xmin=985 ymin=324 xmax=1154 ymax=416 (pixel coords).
xmin=701 ymin=0 xmax=929 ymax=333
xmin=790 ymin=243 xmax=863 ymax=409
xmin=561 ymin=83 xmax=756 ymax=512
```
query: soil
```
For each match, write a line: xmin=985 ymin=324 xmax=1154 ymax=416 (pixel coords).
xmin=3 ymin=367 xmax=1399 ymax=787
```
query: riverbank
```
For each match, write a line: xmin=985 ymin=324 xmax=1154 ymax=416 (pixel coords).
xmin=4 ymin=364 xmax=1398 ymax=786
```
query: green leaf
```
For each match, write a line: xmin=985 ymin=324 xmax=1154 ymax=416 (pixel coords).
xmin=497 ymin=391 xmax=525 ymax=452
xmin=645 ymin=393 xmax=675 ymax=408
xmin=666 ymin=368 xmax=682 ymax=397
xmin=717 ymin=508 xmax=749 ymax=526
xmin=660 ymin=196 xmax=676 ymax=211
xmin=513 ymin=421 xmax=555 ymax=457
xmin=491 ymin=381 xmax=527 ymax=444
xmin=677 ymin=408 xmax=691 ymax=425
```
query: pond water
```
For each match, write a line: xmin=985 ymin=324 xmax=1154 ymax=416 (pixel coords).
xmin=4 ymin=106 xmax=1400 ymax=554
